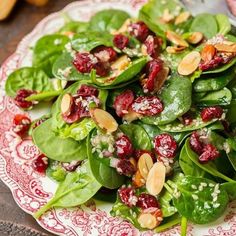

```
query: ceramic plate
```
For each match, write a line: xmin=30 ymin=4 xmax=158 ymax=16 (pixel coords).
xmin=0 ymin=1 xmax=235 ymax=235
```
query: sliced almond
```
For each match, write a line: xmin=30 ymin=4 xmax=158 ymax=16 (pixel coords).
xmin=129 ymin=157 xmax=137 ymax=170
xmin=166 ymin=30 xmax=189 ymax=47
xmin=146 ymin=162 xmax=166 ymax=196
xmin=178 ymin=51 xmax=201 ymax=75
xmin=175 ymin=11 xmax=191 ymax=25
xmin=187 ymin=32 xmax=203 ymax=44
xmin=62 ymin=31 xmax=75 ymax=38
xmin=161 ymin=9 xmax=174 ymax=23
xmin=111 ymin=55 xmax=131 ymax=73
xmin=123 ymin=109 xmax=142 ymax=123
xmin=132 ymin=170 xmax=145 ymax=187
xmin=61 ymin=94 xmax=73 ymax=116
xmin=138 ymin=153 xmax=154 ymax=180
xmin=166 ymin=46 xmax=186 ymax=54
xmin=90 ymin=108 xmax=118 ymax=133
xmin=153 ymin=66 xmax=170 ymax=93
xmin=201 ymin=44 xmax=216 ymax=62
xmin=138 ymin=213 xmax=158 ymax=229
xmin=214 ymin=43 xmax=236 ymax=53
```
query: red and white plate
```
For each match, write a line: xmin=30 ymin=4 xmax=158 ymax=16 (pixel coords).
xmin=0 ymin=1 xmax=235 ymax=235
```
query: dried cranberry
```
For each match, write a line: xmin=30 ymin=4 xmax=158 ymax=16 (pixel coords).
xmin=144 ymin=59 xmax=163 ymax=92
xmin=77 ymin=85 xmax=99 ymax=97
xmin=113 ymin=90 xmax=134 ymax=117
xmin=14 ymin=89 xmax=36 ymax=109
xmin=115 ymin=135 xmax=133 ymax=158
xmin=154 ymin=134 xmax=177 ymax=158
xmin=134 ymin=150 xmax=156 ymax=163
xmin=128 ymin=21 xmax=150 ymax=42
xmin=144 ymin=35 xmax=161 ymax=58
xmin=201 ymin=106 xmax=223 ymax=122
xmin=189 ymin=131 xmax=204 ymax=155
xmin=137 ymin=193 xmax=159 ymax=209
xmin=62 ymin=160 xmax=81 ymax=172
xmin=199 ymin=55 xmax=224 ymax=71
xmin=116 ymin=159 xmax=136 ymax=176
xmin=32 ymin=154 xmax=48 ymax=173
xmin=118 ymin=186 xmax=137 ymax=207
xmin=12 ymin=114 xmax=31 ymax=137
xmin=73 ymin=52 xmax=95 ymax=73
xmin=92 ymin=46 xmax=117 ymax=62
xmin=182 ymin=112 xmax=193 ymax=126
xmin=199 ymin=144 xmax=220 ymax=163
xmin=131 ymin=96 xmax=163 ymax=116
xmin=113 ymin=34 xmax=129 ymax=50
xmin=93 ymin=60 xmax=110 ymax=77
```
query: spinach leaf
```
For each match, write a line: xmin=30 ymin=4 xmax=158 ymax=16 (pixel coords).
xmin=5 ymin=67 xmax=53 ymax=97
xmin=215 ymin=14 xmax=231 ymax=35
xmin=59 ymin=21 xmax=89 ymax=34
xmin=141 ymin=75 xmax=192 ymax=125
xmin=226 ymin=100 xmax=236 ymax=123
xmin=221 ymin=182 xmax=236 ymax=200
xmin=34 ymin=161 xmax=101 ymax=219
xmin=194 ymin=88 xmax=232 ymax=107
xmin=172 ymin=176 xmax=229 ymax=224
xmin=71 ymin=31 xmax=113 ymax=52
xmin=119 ymin=124 xmax=152 ymax=150
xmin=87 ymin=130 xmax=125 ymax=189
xmin=190 ymin=13 xmax=218 ymax=38
xmin=32 ymin=118 xmax=87 ymax=162
xmin=159 ymin=189 xmax=177 ymax=217
xmin=227 ymin=151 xmax=236 ymax=172
xmin=46 ymin=160 xmax=67 ymax=182
xmin=33 ymin=34 xmax=70 ymax=77
xmin=52 ymin=52 xmax=90 ymax=81
xmin=155 ymin=214 xmax=180 ymax=233
xmin=89 ymin=9 xmax=130 ymax=32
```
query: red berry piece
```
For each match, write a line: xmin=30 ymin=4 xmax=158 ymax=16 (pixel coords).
xmin=144 ymin=59 xmax=163 ymax=92
xmin=93 ymin=60 xmax=110 ymax=77
xmin=128 ymin=21 xmax=150 ymax=42
xmin=13 ymin=114 xmax=31 ymax=137
xmin=73 ymin=52 xmax=96 ymax=73
xmin=154 ymin=134 xmax=177 ymax=158
xmin=199 ymin=56 xmax=223 ymax=71
xmin=113 ymin=90 xmax=134 ymax=117
xmin=189 ymin=131 xmax=204 ymax=155
xmin=116 ymin=159 xmax=136 ymax=177
xmin=14 ymin=89 xmax=36 ymax=109
xmin=182 ymin=112 xmax=193 ymax=126
xmin=144 ymin=35 xmax=161 ymax=58
xmin=115 ymin=135 xmax=133 ymax=158
xmin=77 ymin=85 xmax=99 ymax=97
xmin=131 ymin=96 xmax=163 ymax=116
xmin=62 ymin=160 xmax=81 ymax=172
xmin=201 ymin=106 xmax=223 ymax=122
xmin=118 ymin=186 xmax=137 ymax=207
xmin=134 ymin=149 xmax=156 ymax=163
xmin=32 ymin=154 xmax=48 ymax=173
xmin=137 ymin=193 xmax=159 ymax=209
xmin=92 ymin=46 xmax=117 ymax=62
xmin=199 ymin=144 xmax=220 ymax=163
xmin=113 ymin=34 xmax=129 ymax=50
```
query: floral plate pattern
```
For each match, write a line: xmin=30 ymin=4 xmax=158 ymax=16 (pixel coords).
xmin=0 ymin=1 xmax=236 ymax=235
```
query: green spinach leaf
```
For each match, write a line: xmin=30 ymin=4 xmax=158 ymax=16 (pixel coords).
xmin=59 ymin=21 xmax=89 ymax=33
xmin=215 ymin=14 xmax=231 ymax=35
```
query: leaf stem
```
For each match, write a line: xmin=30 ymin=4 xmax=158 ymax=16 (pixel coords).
xmin=181 ymin=216 xmax=188 ymax=236
xmin=25 ymin=90 xmax=63 ymax=101
xmin=155 ymin=215 xmax=181 ymax=233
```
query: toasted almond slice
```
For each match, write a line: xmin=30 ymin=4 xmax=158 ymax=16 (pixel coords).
xmin=178 ymin=51 xmax=201 ymax=75
xmin=214 ymin=43 xmax=236 ymax=53
xmin=146 ymin=162 xmax=166 ymax=196
xmin=201 ymin=44 xmax=216 ymax=62
xmin=123 ymin=109 xmax=142 ymax=123
xmin=187 ymin=32 xmax=203 ymax=44
xmin=153 ymin=66 xmax=170 ymax=93
xmin=162 ymin=9 xmax=174 ymax=23
xmin=132 ymin=170 xmax=145 ymax=187
xmin=166 ymin=45 xmax=186 ymax=54
xmin=90 ymin=108 xmax=118 ymax=133
xmin=138 ymin=213 xmax=158 ymax=229
xmin=111 ymin=55 xmax=131 ymax=72
xmin=138 ymin=153 xmax=154 ymax=180
xmin=129 ymin=157 xmax=137 ymax=170
xmin=61 ymin=94 xmax=73 ymax=116
xmin=175 ymin=11 xmax=191 ymax=25
xmin=166 ymin=30 xmax=189 ymax=47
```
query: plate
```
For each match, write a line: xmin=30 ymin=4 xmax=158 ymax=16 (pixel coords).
xmin=0 ymin=1 xmax=235 ymax=235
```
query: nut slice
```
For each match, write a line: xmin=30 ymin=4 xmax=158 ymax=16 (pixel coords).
xmin=90 ymin=108 xmax=118 ymax=133
xmin=178 ymin=51 xmax=201 ymax=75
xmin=214 ymin=43 xmax=236 ymax=53
xmin=201 ymin=44 xmax=216 ymax=62
xmin=166 ymin=46 xmax=186 ymax=54
xmin=187 ymin=32 xmax=203 ymax=44
xmin=132 ymin=170 xmax=145 ymax=187
xmin=166 ymin=30 xmax=189 ymax=47
xmin=61 ymin=93 xmax=73 ymax=116
xmin=138 ymin=213 xmax=157 ymax=229
xmin=138 ymin=153 xmax=154 ymax=180
xmin=175 ymin=11 xmax=191 ymax=25
xmin=123 ymin=109 xmax=142 ymax=123
xmin=162 ymin=9 xmax=174 ymax=23
xmin=146 ymin=162 xmax=166 ymax=196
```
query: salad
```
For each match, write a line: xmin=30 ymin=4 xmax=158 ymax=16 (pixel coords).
xmin=4 ymin=0 xmax=236 ymax=234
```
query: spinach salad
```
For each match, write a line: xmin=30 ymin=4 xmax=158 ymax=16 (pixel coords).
xmin=5 ymin=0 xmax=236 ymax=234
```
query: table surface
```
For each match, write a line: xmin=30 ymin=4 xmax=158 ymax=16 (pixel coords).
xmin=0 ymin=1 xmax=73 ymax=235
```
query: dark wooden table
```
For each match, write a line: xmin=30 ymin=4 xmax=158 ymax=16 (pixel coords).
xmin=0 ymin=1 xmax=74 ymax=235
